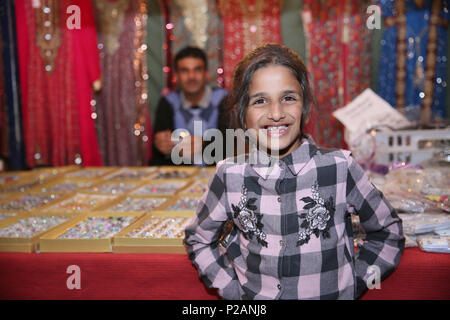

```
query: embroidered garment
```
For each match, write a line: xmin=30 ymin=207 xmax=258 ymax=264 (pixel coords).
xmin=218 ymin=0 xmax=282 ymax=89
xmin=169 ymin=0 xmax=224 ymax=87
xmin=377 ymin=0 xmax=448 ymax=121
xmin=185 ymin=135 xmax=404 ymax=300
xmin=93 ymin=0 xmax=152 ymax=166
xmin=302 ymin=0 xmax=371 ymax=149
xmin=15 ymin=0 xmax=102 ymax=167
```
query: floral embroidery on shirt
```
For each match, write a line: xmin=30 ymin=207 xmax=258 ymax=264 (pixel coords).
xmin=231 ymin=185 xmax=268 ymax=247
xmin=298 ymin=181 xmax=335 ymax=246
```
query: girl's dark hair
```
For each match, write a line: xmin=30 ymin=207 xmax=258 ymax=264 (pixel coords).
xmin=227 ymin=43 xmax=314 ymax=132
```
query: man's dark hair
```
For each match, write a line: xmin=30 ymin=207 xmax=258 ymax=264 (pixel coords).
xmin=174 ymin=46 xmax=208 ymax=71
xmin=228 ymin=43 xmax=314 ymax=133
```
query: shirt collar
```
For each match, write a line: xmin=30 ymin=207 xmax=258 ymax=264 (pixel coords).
xmin=249 ymin=134 xmax=318 ymax=180
xmin=180 ymin=85 xmax=212 ymax=110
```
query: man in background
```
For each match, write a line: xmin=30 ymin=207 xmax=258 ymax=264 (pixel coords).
xmin=151 ymin=46 xmax=229 ymax=165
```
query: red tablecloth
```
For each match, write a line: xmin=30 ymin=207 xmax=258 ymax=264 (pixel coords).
xmin=0 ymin=248 xmax=448 ymax=300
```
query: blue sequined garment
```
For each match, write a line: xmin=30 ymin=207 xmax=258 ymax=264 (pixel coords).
xmin=377 ymin=0 xmax=448 ymax=120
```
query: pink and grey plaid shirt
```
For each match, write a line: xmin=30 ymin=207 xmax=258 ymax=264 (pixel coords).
xmin=184 ymin=135 xmax=404 ymax=300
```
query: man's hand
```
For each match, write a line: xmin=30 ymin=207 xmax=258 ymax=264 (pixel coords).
xmin=154 ymin=130 xmax=175 ymax=155
xmin=177 ymin=135 xmax=203 ymax=158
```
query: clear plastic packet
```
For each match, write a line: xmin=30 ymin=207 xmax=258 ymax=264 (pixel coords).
xmin=417 ymin=236 xmax=450 ymax=254
xmin=382 ymin=167 xmax=450 ymax=212
xmin=386 ymin=194 xmax=429 ymax=213
xmin=435 ymin=228 xmax=450 ymax=237
xmin=404 ymin=234 xmax=419 ymax=248
xmin=399 ymin=213 xmax=450 ymax=235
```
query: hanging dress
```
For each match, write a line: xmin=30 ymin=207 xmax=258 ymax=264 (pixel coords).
xmin=15 ymin=0 xmax=102 ymax=167
xmin=219 ymin=0 xmax=283 ymax=89
xmin=377 ymin=0 xmax=448 ymax=122
xmin=93 ymin=0 xmax=152 ymax=166
xmin=302 ymin=0 xmax=372 ymax=148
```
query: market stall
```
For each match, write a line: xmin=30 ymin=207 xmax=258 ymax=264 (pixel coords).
xmin=0 ymin=165 xmax=449 ymax=299
xmin=0 ymin=0 xmax=449 ymax=302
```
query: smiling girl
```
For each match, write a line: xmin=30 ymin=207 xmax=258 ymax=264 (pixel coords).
xmin=184 ymin=44 xmax=404 ymax=300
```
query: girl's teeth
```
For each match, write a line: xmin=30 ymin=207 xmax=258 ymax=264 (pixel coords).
xmin=264 ymin=126 xmax=288 ymax=137
xmin=268 ymin=126 xmax=287 ymax=131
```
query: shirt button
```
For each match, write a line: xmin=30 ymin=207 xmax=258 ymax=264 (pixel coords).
xmin=277 ymin=197 xmax=281 ymax=203
xmin=277 ymin=284 xmax=282 ymax=290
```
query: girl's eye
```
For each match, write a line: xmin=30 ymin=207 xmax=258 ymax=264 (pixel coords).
xmin=283 ymin=95 xmax=297 ymax=102
xmin=252 ymin=98 xmax=266 ymax=105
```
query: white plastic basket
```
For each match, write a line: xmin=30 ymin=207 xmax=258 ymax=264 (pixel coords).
xmin=374 ymin=129 xmax=450 ymax=165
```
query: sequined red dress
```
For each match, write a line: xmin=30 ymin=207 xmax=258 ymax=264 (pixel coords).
xmin=15 ymin=0 xmax=102 ymax=167
xmin=303 ymin=0 xmax=371 ymax=149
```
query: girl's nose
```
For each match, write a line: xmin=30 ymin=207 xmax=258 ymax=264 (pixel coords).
xmin=268 ymin=102 xmax=285 ymax=121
